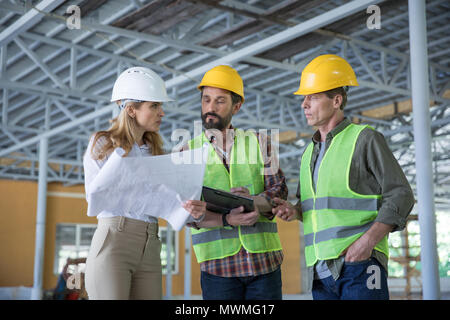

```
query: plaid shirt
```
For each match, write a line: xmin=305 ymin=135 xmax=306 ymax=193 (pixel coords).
xmin=182 ymin=125 xmax=287 ymax=277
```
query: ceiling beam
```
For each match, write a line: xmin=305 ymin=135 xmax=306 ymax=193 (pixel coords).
xmin=0 ymin=0 xmax=65 ymax=46
xmin=164 ymin=0 xmax=384 ymax=88
xmin=0 ymin=0 xmax=391 ymax=159
xmin=0 ymin=103 xmax=115 ymax=158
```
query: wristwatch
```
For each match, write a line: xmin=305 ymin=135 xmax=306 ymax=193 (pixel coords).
xmin=222 ymin=214 xmax=231 ymax=227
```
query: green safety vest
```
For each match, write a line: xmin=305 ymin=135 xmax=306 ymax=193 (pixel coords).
xmin=299 ymin=123 xmax=389 ymax=267
xmin=188 ymin=129 xmax=282 ymax=263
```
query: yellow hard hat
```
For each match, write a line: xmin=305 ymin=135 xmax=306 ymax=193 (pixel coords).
xmin=294 ymin=54 xmax=359 ymax=95
xmin=198 ymin=65 xmax=244 ymax=102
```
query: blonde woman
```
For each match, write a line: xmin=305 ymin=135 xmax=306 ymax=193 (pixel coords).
xmin=83 ymin=67 xmax=173 ymax=300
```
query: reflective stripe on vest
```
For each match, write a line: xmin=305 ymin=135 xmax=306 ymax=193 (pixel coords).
xmin=299 ymin=123 xmax=389 ymax=267
xmin=192 ymin=222 xmax=278 ymax=245
xmin=303 ymin=221 xmax=374 ymax=247
xmin=301 ymin=197 xmax=380 ymax=212
xmin=188 ymin=129 xmax=282 ymax=263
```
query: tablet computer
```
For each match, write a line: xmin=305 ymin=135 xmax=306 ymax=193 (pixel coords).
xmin=202 ymin=186 xmax=254 ymax=214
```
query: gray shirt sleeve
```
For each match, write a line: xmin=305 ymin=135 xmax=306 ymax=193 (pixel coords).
xmin=352 ymin=128 xmax=415 ymax=232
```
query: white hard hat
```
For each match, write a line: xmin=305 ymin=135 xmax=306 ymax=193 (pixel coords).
xmin=111 ymin=67 xmax=174 ymax=103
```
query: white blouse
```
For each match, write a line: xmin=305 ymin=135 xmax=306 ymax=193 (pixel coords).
xmin=83 ymin=136 xmax=158 ymax=223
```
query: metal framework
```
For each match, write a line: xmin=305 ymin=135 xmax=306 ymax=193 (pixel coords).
xmin=0 ymin=1 xmax=448 ymax=200
xmin=0 ymin=0 xmax=448 ymax=300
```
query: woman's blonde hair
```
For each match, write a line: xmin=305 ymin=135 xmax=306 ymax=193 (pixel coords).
xmin=90 ymin=101 xmax=164 ymax=160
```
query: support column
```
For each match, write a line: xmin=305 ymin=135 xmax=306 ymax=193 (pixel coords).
xmin=184 ymin=227 xmax=191 ymax=300
xmin=165 ymin=225 xmax=173 ymax=299
xmin=31 ymin=137 xmax=48 ymax=300
xmin=408 ymin=0 xmax=440 ymax=300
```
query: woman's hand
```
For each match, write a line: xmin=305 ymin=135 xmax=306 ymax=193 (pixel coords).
xmin=182 ymin=200 xmax=206 ymax=220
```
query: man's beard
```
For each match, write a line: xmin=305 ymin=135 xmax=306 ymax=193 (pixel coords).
xmin=201 ymin=111 xmax=233 ymax=130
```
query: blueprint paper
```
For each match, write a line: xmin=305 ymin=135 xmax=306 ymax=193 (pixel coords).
xmin=86 ymin=146 xmax=208 ymax=231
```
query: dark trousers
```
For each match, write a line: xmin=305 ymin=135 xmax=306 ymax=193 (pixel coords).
xmin=312 ymin=258 xmax=389 ymax=300
xmin=200 ymin=267 xmax=282 ymax=300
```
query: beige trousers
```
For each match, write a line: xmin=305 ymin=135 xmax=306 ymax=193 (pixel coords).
xmin=85 ymin=216 xmax=162 ymax=300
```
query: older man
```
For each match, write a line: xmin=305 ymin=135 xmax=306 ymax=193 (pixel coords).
xmin=272 ymin=54 xmax=414 ymax=300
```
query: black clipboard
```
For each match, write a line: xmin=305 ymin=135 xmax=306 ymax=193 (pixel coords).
xmin=202 ymin=186 xmax=254 ymax=214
